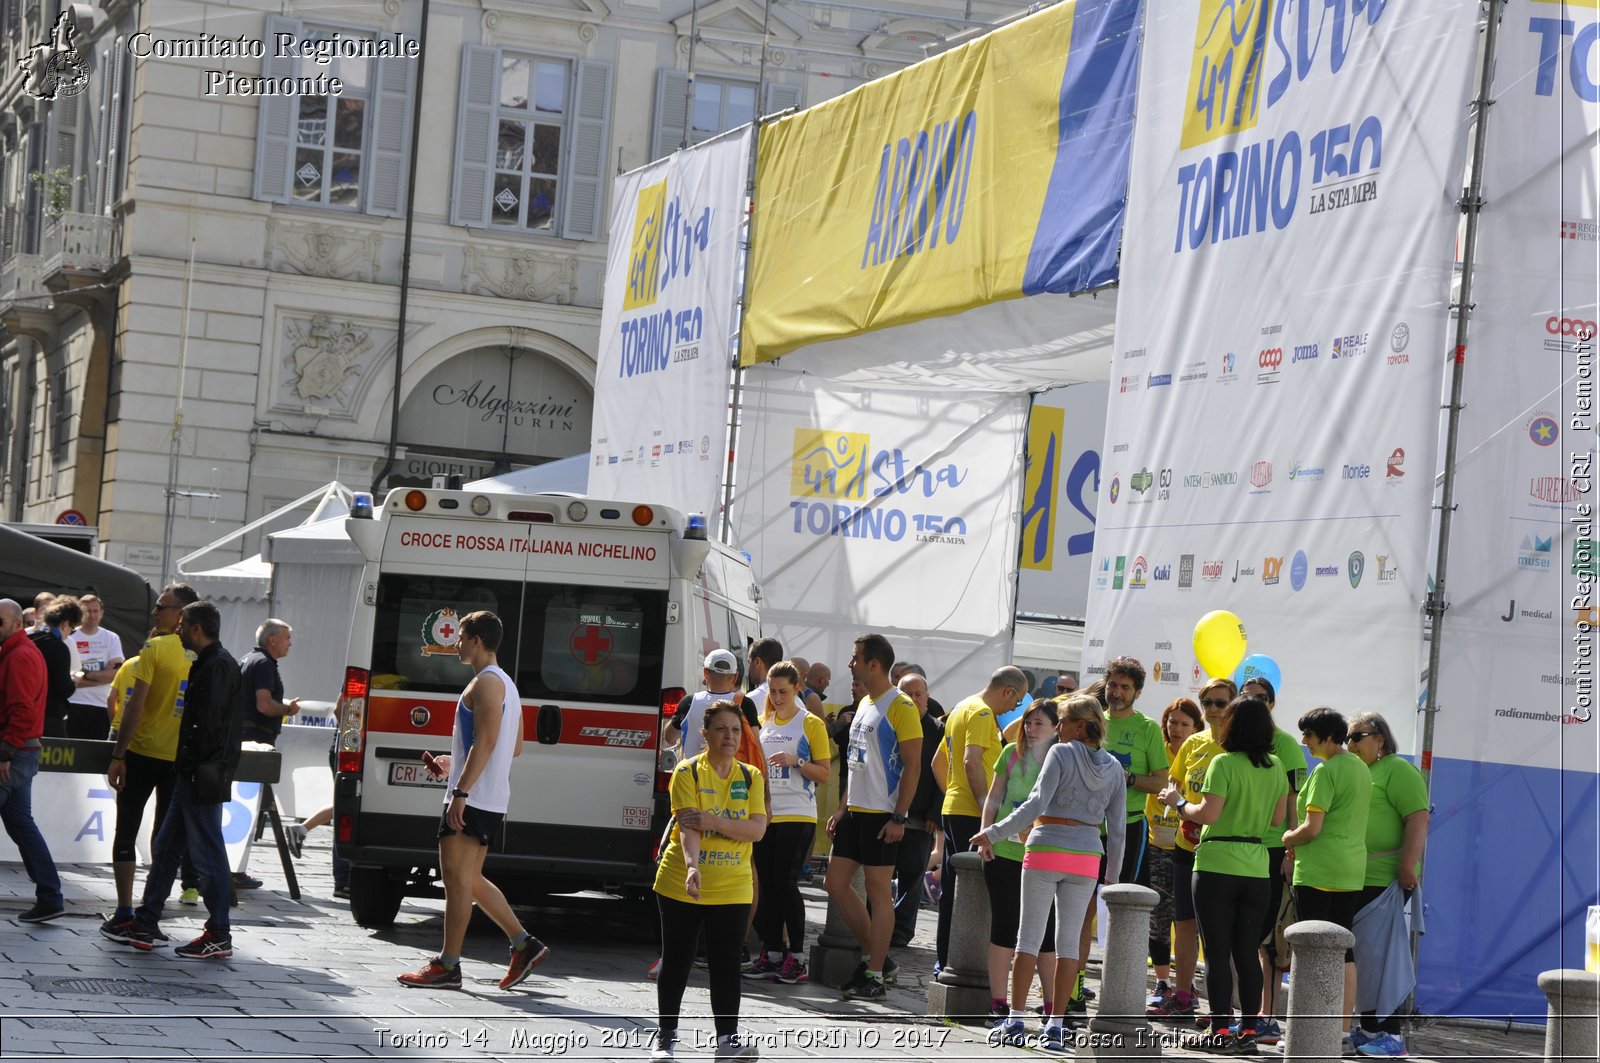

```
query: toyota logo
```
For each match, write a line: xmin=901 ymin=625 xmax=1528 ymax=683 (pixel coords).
xmin=1546 ymin=316 xmax=1597 ymax=338
xmin=1259 ymin=347 xmax=1284 ymax=369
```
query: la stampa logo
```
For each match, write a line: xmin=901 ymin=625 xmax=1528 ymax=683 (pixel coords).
xmin=20 ymin=10 xmax=90 ymax=101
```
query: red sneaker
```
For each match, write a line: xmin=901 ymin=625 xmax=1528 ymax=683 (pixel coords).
xmin=499 ymin=936 xmax=549 ymax=990
xmin=397 ymin=958 xmax=462 ymax=989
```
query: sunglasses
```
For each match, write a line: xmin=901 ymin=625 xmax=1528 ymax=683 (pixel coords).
xmin=1346 ymin=732 xmax=1373 ymax=743
xmin=1201 ymin=698 xmax=1230 ymax=709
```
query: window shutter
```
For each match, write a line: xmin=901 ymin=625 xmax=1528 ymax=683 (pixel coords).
xmin=764 ymin=81 xmax=802 ymax=117
xmin=365 ymin=50 xmax=415 ymax=216
xmin=253 ymin=15 xmax=300 ymax=202
xmin=560 ymin=58 xmax=612 ymax=243
xmin=93 ymin=47 xmax=111 ymax=212
xmin=651 ymin=69 xmax=690 ymax=162
xmin=48 ymin=91 xmax=80 ymax=208
xmin=450 ymin=45 xmax=498 ymax=228
xmin=105 ymin=43 xmax=125 ymax=209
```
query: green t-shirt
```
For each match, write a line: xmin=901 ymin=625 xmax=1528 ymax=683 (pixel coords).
xmin=1104 ymin=709 xmax=1169 ymax=822
xmin=991 ymin=741 xmax=1049 ymax=862
xmin=1194 ymin=752 xmax=1288 ymax=877
xmin=1292 ymin=752 xmax=1373 ymax=890
xmin=1266 ymin=727 xmax=1309 ymax=837
xmin=1363 ymin=755 xmax=1428 ymax=887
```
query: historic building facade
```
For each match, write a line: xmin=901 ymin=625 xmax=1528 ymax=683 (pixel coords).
xmin=0 ymin=0 xmax=1001 ymax=577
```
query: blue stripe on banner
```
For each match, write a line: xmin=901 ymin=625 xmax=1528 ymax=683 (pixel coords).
xmin=1419 ymin=756 xmax=1598 ymax=1019
xmin=1022 ymin=0 xmax=1143 ymax=295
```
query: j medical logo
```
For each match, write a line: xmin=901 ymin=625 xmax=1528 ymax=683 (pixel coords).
xmin=624 ymin=180 xmax=668 ymax=311
xmin=791 ymin=429 xmax=870 ymax=500
xmin=1181 ymin=0 xmax=1270 ymax=149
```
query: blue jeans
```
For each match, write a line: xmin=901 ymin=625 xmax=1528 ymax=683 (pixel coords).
xmin=0 ymin=748 xmax=63 ymax=907
xmin=136 ymin=776 xmax=231 ymax=936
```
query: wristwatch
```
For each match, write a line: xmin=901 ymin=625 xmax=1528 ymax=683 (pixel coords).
xmin=1175 ymin=797 xmax=1189 ymax=811
xmin=450 ymin=788 xmax=469 ymax=799
xmin=890 ymin=811 xmax=909 ymax=826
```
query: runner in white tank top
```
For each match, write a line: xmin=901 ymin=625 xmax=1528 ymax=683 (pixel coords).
xmin=446 ymin=662 xmax=521 ymax=814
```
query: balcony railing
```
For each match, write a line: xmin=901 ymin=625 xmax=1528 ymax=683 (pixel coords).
xmin=41 ymin=212 xmax=119 ymax=278
xmin=0 ymin=253 xmax=46 ymax=314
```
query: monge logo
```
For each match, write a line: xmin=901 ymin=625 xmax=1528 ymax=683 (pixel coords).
xmin=790 ymin=429 xmax=870 ymax=500
xmin=624 ymin=180 xmax=668 ymax=310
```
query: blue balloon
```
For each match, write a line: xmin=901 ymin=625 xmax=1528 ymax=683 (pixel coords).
xmin=1233 ymin=653 xmax=1283 ymax=698
xmin=998 ymin=692 xmax=1033 ymax=732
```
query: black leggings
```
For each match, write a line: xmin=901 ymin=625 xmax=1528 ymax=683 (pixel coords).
xmin=113 ymin=750 xmax=197 ymax=888
xmin=1192 ymin=870 xmax=1272 ymax=1030
xmin=1146 ymin=846 xmax=1174 ymax=966
xmin=983 ymin=854 xmax=1056 ymax=951
xmin=657 ymin=894 xmax=750 ymax=1039
xmin=752 ymin=821 xmax=815 ymax=953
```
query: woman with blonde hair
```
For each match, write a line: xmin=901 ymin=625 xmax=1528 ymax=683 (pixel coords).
xmin=973 ymin=694 xmax=1126 ymax=1051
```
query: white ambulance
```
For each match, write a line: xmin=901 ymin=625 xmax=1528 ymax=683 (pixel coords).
xmin=332 ymin=487 xmax=761 ymax=927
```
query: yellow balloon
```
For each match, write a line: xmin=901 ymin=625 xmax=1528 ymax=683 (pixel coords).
xmin=1193 ymin=610 xmax=1248 ymax=680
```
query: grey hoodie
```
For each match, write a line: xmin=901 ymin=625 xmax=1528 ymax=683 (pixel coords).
xmin=984 ymin=740 xmax=1127 ymax=882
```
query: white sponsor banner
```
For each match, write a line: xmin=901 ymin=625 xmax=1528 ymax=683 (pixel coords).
xmin=1432 ymin=4 xmax=1600 ymax=773
xmin=733 ymin=364 xmax=1027 ymax=703
xmin=589 ymin=128 xmax=752 ymax=516
xmin=1016 ymin=383 xmax=1108 ymax=621
xmin=1084 ymin=1 xmax=1480 ymax=750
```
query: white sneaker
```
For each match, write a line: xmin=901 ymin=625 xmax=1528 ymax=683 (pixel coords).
xmin=286 ymin=823 xmax=308 ymax=857
xmin=650 ymin=1032 xmax=678 ymax=1062
xmin=714 ymin=1036 xmax=758 ymax=1060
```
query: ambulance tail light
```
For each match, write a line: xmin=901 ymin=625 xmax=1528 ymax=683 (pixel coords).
xmin=655 ymin=685 xmax=686 ymax=792
xmin=336 ymin=666 xmax=370 ymax=775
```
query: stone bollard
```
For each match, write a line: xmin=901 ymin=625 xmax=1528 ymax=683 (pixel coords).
xmin=927 ymin=851 xmax=992 ymax=1022
xmin=1282 ymin=920 xmax=1356 ymax=1063
xmin=1082 ymin=883 xmax=1160 ymax=1060
xmin=809 ymin=864 xmax=864 ymax=988
xmin=1537 ymin=969 xmax=1599 ymax=1063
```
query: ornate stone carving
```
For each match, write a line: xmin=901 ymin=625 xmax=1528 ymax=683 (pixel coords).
xmin=287 ymin=315 xmax=372 ymax=401
xmin=266 ymin=219 xmax=381 ymax=282
xmin=462 ymin=246 xmax=578 ymax=305
xmin=577 ymin=21 xmax=597 ymax=42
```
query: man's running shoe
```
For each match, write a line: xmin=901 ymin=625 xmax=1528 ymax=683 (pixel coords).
xmin=985 ymin=1003 xmax=1008 ymax=1028
xmin=1147 ymin=979 xmax=1172 ymax=1007
xmin=646 ymin=956 xmax=662 ymax=980
xmin=1253 ymin=1018 xmax=1283 ymax=1045
xmin=1043 ymin=1024 xmax=1070 ymax=1052
xmin=174 ymin=930 xmax=234 ymax=960
xmin=841 ymin=965 xmax=885 ymax=1000
xmin=650 ymin=1031 xmax=679 ymax=1063
xmin=17 ymin=901 xmax=65 ymax=923
xmin=231 ymin=872 xmax=263 ymax=890
xmin=1348 ymin=1028 xmax=1377 ymax=1051
xmin=742 ymin=953 xmax=780 ymax=979
xmin=179 ymin=887 xmax=200 ymax=906
xmin=1232 ymin=1032 xmax=1260 ymax=1056
xmin=774 ymin=955 xmax=809 ymax=984
xmin=499 ymin=935 xmax=549 ymax=989
xmin=122 ymin=921 xmax=169 ymax=951
xmin=397 ymin=958 xmax=462 ymax=989
xmin=99 ymin=914 xmax=138 ymax=943
xmin=714 ymin=1035 xmax=759 ymax=1060
xmin=1356 ymin=1034 xmax=1408 ymax=1058
xmin=1182 ymin=1030 xmax=1237 ymax=1054
xmin=997 ymin=1019 xmax=1027 ymax=1047
xmin=286 ymin=823 xmax=308 ymax=858
xmin=1148 ymin=993 xmax=1198 ymax=1022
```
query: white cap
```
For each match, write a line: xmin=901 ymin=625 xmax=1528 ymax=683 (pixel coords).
xmin=704 ymin=649 xmax=739 ymax=675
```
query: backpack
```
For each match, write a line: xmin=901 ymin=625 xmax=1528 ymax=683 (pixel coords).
xmin=654 ymin=756 xmax=756 ymax=862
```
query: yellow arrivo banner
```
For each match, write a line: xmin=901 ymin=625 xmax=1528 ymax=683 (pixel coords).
xmin=741 ymin=0 xmax=1107 ymax=366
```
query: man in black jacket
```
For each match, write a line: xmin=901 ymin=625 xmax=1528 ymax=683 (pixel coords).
xmin=28 ymin=596 xmax=81 ymax=738
xmin=890 ymin=671 xmax=945 ymax=948
xmin=121 ymin=600 xmax=244 ymax=960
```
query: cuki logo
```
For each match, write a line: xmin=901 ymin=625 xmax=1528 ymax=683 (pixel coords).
xmin=1386 ymin=448 xmax=1405 ymax=478
xmin=1262 ymin=556 xmax=1283 ymax=585
xmin=1250 ymin=461 xmax=1272 ymax=488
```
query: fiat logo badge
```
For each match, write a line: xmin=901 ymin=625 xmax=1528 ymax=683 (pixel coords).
xmin=410 ymin=705 xmax=430 ymax=728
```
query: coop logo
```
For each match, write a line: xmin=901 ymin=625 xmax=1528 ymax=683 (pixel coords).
xmin=1388 ymin=322 xmax=1410 ymax=364
xmin=1516 ymin=534 xmax=1553 ymax=571
xmin=19 ymin=11 xmax=90 ymax=102
xmin=1179 ymin=554 xmax=1195 ymax=588
xmin=1331 ymin=332 xmax=1369 ymax=360
xmin=1530 ymin=476 xmax=1585 ymax=505
xmin=1129 ymin=555 xmax=1150 ymax=589
xmin=1289 ymin=550 xmax=1308 ymax=591
xmin=790 ymin=429 xmax=870 ymax=500
xmin=1348 ymin=550 xmax=1365 ymax=588
xmin=1386 ymin=448 xmax=1406 ymax=478
xmin=1543 ymin=314 xmax=1597 ymax=353
xmin=1528 ymin=414 xmax=1559 ymax=447
xmin=1257 ymin=347 xmax=1283 ymax=385
xmin=1250 ymin=461 xmax=1272 ymax=489
xmin=1261 ymin=556 xmax=1283 ymax=586
xmin=1292 ymin=343 xmax=1319 ymax=364
xmin=1287 ymin=460 xmax=1325 ymax=482
xmin=1201 ymin=559 xmax=1224 ymax=582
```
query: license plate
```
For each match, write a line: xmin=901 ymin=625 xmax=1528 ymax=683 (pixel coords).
xmin=389 ymin=761 xmax=445 ymax=788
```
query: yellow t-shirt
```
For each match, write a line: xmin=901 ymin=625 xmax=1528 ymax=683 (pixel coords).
xmin=108 ymin=656 xmax=140 ymax=733
xmin=940 ymin=695 xmax=1003 ymax=818
xmin=127 ymin=634 xmax=195 ymax=762
xmin=654 ymin=753 xmax=767 ymax=905
xmin=1169 ymin=729 xmax=1224 ymax=853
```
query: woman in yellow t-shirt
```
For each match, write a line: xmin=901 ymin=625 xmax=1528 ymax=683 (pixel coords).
xmin=1143 ymin=697 xmax=1203 ymax=1013
xmin=652 ymin=700 xmax=768 ymax=1062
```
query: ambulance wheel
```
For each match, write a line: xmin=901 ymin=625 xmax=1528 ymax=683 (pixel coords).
xmin=349 ymin=866 xmax=405 ymax=928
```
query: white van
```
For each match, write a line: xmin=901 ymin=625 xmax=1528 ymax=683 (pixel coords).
xmin=333 ymin=487 xmax=760 ymax=927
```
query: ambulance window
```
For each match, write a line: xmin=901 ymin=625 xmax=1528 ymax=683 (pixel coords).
xmin=370 ymin=575 xmax=524 ymax=694
xmin=516 ymin=585 xmax=666 ymax=704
